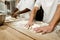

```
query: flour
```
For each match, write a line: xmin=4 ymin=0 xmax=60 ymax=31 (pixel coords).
xmin=5 ymin=16 xmax=20 ymax=22
xmin=29 ymin=23 xmax=49 ymax=34
xmin=8 ymin=20 xmax=49 ymax=34
xmin=14 ymin=21 xmax=49 ymax=34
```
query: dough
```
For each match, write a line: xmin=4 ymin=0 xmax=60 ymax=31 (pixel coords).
xmin=13 ymin=21 xmax=49 ymax=30
xmin=5 ymin=16 xmax=19 ymax=22
xmin=29 ymin=22 xmax=49 ymax=33
xmin=9 ymin=20 xmax=49 ymax=34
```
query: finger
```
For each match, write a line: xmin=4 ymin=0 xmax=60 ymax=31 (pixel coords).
xmin=15 ymin=16 xmax=17 ymax=19
xmin=36 ymin=30 xmax=43 ymax=33
xmin=34 ymin=28 xmax=43 ymax=33
xmin=25 ymin=24 xmax=29 ymax=27
xmin=34 ymin=27 xmax=42 ymax=31
xmin=47 ymin=30 xmax=52 ymax=33
xmin=12 ymin=14 xmax=17 ymax=19
xmin=41 ymin=30 xmax=47 ymax=34
xmin=24 ymin=24 xmax=30 ymax=29
xmin=34 ymin=28 xmax=39 ymax=31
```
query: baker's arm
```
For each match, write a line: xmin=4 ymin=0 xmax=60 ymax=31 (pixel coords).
xmin=49 ymin=4 xmax=60 ymax=28
xmin=29 ymin=0 xmax=41 ymax=22
xmin=28 ymin=0 xmax=41 ymax=24
xmin=33 ymin=4 xmax=60 ymax=33
xmin=25 ymin=0 xmax=41 ymax=27
xmin=28 ymin=7 xmax=39 ymax=23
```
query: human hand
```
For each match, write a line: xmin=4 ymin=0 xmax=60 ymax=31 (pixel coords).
xmin=25 ymin=21 xmax=34 ymax=29
xmin=33 ymin=25 xmax=54 ymax=34
xmin=11 ymin=12 xmax=19 ymax=19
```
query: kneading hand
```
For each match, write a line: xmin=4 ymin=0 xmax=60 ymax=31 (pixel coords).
xmin=33 ymin=25 xmax=55 ymax=34
xmin=25 ymin=22 xmax=34 ymax=29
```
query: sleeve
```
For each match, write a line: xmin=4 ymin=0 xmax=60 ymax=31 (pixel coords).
xmin=16 ymin=0 xmax=21 ymax=9
xmin=34 ymin=0 xmax=41 ymax=9
xmin=24 ymin=0 xmax=35 ymax=10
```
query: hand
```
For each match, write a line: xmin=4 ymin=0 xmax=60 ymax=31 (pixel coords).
xmin=34 ymin=25 xmax=54 ymax=34
xmin=11 ymin=12 xmax=19 ymax=18
xmin=11 ymin=10 xmax=20 ymax=18
xmin=25 ymin=21 xmax=34 ymax=29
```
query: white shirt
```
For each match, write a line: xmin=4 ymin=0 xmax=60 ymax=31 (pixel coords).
xmin=0 ymin=2 xmax=7 ymax=14
xmin=58 ymin=0 xmax=60 ymax=4
xmin=34 ymin=0 xmax=60 ymax=31
xmin=16 ymin=0 xmax=35 ymax=11
xmin=34 ymin=0 xmax=58 ymax=23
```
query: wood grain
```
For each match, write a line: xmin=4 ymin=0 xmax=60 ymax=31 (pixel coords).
xmin=6 ymin=21 xmax=60 ymax=40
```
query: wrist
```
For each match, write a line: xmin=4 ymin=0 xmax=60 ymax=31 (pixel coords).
xmin=18 ymin=12 xmax=21 ymax=14
xmin=49 ymin=24 xmax=55 ymax=28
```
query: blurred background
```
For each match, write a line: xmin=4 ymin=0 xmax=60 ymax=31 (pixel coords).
xmin=0 ymin=0 xmax=19 ymax=15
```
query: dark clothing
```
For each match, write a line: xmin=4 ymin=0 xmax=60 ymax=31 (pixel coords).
xmin=35 ymin=6 xmax=44 ymax=21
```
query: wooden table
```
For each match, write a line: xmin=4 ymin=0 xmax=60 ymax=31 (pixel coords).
xmin=5 ymin=21 xmax=60 ymax=40
xmin=0 ymin=23 xmax=33 ymax=40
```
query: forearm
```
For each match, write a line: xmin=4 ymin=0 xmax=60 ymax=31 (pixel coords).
xmin=20 ymin=8 xmax=30 ymax=14
xmin=29 ymin=7 xmax=39 ymax=22
xmin=14 ymin=8 xmax=30 ymax=14
xmin=49 ymin=5 xmax=60 ymax=27
xmin=13 ymin=8 xmax=18 ymax=13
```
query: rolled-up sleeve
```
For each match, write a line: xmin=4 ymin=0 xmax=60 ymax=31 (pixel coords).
xmin=34 ymin=0 xmax=41 ymax=9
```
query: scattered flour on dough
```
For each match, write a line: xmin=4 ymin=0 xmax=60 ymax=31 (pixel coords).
xmin=29 ymin=23 xmax=49 ymax=34
xmin=8 ymin=20 xmax=49 ymax=34
xmin=5 ymin=16 xmax=20 ymax=22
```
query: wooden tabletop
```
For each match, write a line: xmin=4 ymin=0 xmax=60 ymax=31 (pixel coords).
xmin=5 ymin=21 xmax=60 ymax=40
xmin=0 ymin=23 xmax=33 ymax=40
